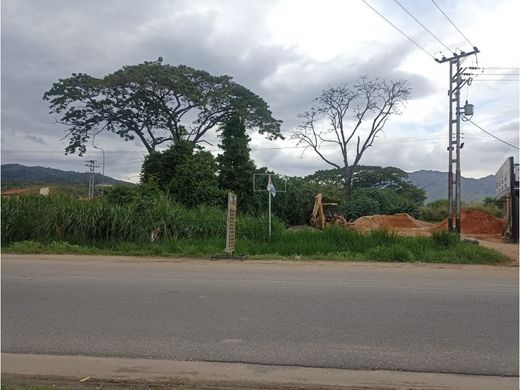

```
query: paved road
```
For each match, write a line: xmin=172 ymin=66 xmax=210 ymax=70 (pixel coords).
xmin=2 ymin=255 xmax=518 ymax=376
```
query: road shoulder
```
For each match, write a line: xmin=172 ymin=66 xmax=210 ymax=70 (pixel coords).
xmin=2 ymin=353 xmax=518 ymax=390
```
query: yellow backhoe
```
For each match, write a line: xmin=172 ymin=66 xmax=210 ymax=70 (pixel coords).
xmin=310 ymin=193 xmax=349 ymax=229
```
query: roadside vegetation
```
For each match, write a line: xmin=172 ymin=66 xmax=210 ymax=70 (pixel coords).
xmin=2 ymin=194 xmax=505 ymax=264
xmin=2 ymin=60 xmax=506 ymax=264
xmin=419 ymin=197 xmax=504 ymax=222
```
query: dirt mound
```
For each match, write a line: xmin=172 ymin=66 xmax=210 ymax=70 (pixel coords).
xmin=352 ymin=213 xmax=433 ymax=232
xmin=435 ymin=209 xmax=506 ymax=235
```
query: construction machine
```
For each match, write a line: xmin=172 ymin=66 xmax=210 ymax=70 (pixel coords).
xmin=310 ymin=193 xmax=349 ymax=229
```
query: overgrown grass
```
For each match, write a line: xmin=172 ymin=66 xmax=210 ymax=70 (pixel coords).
xmin=2 ymin=227 xmax=506 ymax=264
xmin=1 ymin=194 xmax=283 ymax=245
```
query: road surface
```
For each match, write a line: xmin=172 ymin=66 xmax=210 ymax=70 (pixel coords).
xmin=2 ymin=254 xmax=518 ymax=377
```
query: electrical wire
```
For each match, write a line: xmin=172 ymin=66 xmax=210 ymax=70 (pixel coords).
xmin=391 ymin=0 xmax=453 ymax=53
xmin=480 ymin=73 xmax=520 ymax=76
xmin=361 ymin=0 xmax=435 ymax=60
xmin=478 ymin=67 xmax=520 ymax=70
xmin=431 ymin=0 xmax=475 ymax=48
xmin=471 ymin=79 xmax=519 ymax=82
xmin=466 ymin=119 xmax=519 ymax=150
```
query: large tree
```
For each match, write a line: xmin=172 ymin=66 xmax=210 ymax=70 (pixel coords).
xmin=293 ymin=77 xmax=411 ymax=200
xmin=43 ymin=58 xmax=283 ymax=155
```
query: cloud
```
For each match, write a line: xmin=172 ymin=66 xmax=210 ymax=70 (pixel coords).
xmin=1 ymin=0 xmax=518 ymax=181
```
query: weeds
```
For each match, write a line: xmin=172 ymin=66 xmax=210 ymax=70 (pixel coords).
xmin=2 ymin=195 xmax=506 ymax=264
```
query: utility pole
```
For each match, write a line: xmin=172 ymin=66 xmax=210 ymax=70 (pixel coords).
xmin=93 ymin=143 xmax=105 ymax=189
xmin=435 ymin=47 xmax=479 ymax=235
xmin=85 ymin=160 xmax=99 ymax=199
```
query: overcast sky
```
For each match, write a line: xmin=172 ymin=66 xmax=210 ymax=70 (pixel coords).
xmin=1 ymin=0 xmax=519 ymax=182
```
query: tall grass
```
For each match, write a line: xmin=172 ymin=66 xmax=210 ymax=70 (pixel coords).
xmin=2 ymin=195 xmax=505 ymax=264
xmin=1 ymin=194 xmax=283 ymax=245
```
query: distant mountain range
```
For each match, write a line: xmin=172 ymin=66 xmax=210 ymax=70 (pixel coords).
xmin=1 ymin=164 xmax=130 ymax=190
xmin=407 ymin=170 xmax=496 ymax=203
xmin=1 ymin=164 xmax=497 ymax=203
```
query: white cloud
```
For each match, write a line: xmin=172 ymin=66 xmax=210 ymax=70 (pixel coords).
xmin=1 ymin=0 xmax=518 ymax=182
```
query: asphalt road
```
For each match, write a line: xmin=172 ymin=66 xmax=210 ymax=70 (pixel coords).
xmin=1 ymin=254 xmax=518 ymax=376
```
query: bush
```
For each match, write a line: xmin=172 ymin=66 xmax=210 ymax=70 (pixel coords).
xmin=366 ymin=244 xmax=413 ymax=262
xmin=432 ymin=230 xmax=459 ymax=248
xmin=419 ymin=199 xmax=448 ymax=222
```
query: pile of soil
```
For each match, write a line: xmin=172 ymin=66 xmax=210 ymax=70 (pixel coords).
xmin=435 ymin=209 xmax=506 ymax=235
xmin=351 ymin=213 xmax=433 ymax=232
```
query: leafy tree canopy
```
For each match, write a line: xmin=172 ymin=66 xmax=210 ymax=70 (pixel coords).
xmin=43 ymin=58 xmax=283 ymax=155
xmin=306 ymin=166 xmax=426 ymax=220
xmin=141 ymin=141 xmax=223 ymax=208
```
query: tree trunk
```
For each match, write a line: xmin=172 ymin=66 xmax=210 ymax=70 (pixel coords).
xmin=343 ymin=167 xmax=353 ymax=201
xmin=345 ymin=176 xmax=353 ymax=201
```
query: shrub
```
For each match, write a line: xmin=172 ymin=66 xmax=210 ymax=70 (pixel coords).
xmin=432 ymin=230 xmax=459 ymax=248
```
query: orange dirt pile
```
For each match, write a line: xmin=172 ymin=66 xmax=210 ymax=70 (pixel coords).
xmin=351 ymin=213 xmax=433 ymax=232
xmin=435 ymin=209 xmax=506 ymax=235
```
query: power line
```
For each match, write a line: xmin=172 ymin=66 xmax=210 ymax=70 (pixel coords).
xmin=392 ymin=0 xmax=452 ymax=53
xmin=431 ymin=0 xmax=475 ymax=48
xmin=467 ymin=119 xmax=519 ymax=150
xmin=479 ymin=73 xmax=520 ymax=76
xmin=361 ymin=0 xmax=435 ymax=60
xmin=478 ymin=67 xmax=520 ymax=70
xmin=471 ymin=79 xmax=519 ymax=82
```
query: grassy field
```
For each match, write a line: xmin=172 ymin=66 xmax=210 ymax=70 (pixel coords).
xmin=1 ymin=195 xmax=506 ymax=264
xmin=2 ymin=229 xmax=506 ymax=264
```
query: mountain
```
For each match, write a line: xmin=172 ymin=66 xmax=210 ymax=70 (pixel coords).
xmin=407 ymin=170 xmax=496 ymax=203
xmin=1 ymin=164 xmax=131 ymax=190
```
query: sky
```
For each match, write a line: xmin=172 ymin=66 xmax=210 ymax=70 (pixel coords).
xmin=1 ymin=0 xmax=519 ymax=183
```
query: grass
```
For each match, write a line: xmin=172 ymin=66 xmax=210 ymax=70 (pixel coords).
xmin=1 ymin=194 xmax=507 ymax=264
xmin=2 ymin=228 xmax=506 ymax=264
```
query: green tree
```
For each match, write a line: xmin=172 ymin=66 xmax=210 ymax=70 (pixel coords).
xmin=43 ymin=58 xmax=283 ymax=156
xmin=306 ymin=165 xmax=425 ymax=220
xmin=168 ymin=150 xmax=223 ymax=208
xmin=141 ymin=141 xmax=223 ymax=207
xmin=217 ymin=115 xmax=256 ymax=211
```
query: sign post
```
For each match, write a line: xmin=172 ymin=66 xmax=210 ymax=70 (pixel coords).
xmin=211 ymin=192 xmax=246 ymax=260
xmin=225 ymin=192 xmax=237 ymax=255
xmin=253 ymin=173 xmax=286 ymax=239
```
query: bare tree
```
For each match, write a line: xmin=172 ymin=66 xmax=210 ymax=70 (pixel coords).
xmin=293 ymin=77 xmax=411 ymax=200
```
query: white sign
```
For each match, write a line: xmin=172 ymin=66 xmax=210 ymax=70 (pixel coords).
xmin=496 ymin=157 xmax=513 ymax=199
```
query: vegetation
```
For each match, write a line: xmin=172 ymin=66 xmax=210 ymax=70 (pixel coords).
xmin=308 ymin=166 xmax=426 ymax=220
xmin=1 ymin=193 xmax=282 ymax=246
xmin=419 ymin=198 xmax=505 ymax=222
xmin=217 ymin=114 xmax=257 ymax=212
xmin=2 ymin=194 xmax=505 ymax=264
xmin=293 ymin=77 xmax=411 ymax=200
xmin=141 ymin=142 xmax=223 ymax=207
xmin=43 ymin=58 xmax=282 ymax=156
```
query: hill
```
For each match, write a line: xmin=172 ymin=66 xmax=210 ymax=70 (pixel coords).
xmin=1 ymin=164 xmax=131 ymax=196
xmin=407 ymin=170 xmax=496 ymax=203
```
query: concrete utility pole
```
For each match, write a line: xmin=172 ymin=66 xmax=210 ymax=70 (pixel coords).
xmin=92 ymin=143 xmax=105 ymax=188
xmin=435 ymin=47 xmax=479 ymax=235
xmin=85 ymin=160 xmax=99 ymax=199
